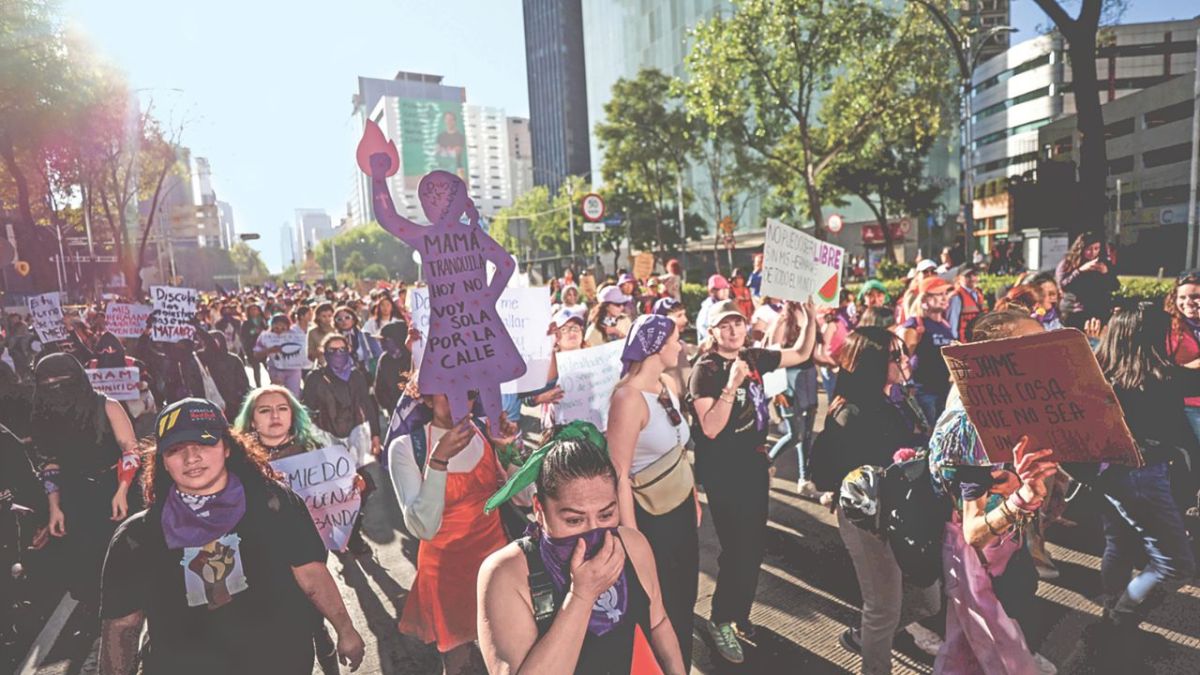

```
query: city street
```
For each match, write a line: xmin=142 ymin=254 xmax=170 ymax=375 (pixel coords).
xmin=16 ymin=403 xmax=1200 ymax=675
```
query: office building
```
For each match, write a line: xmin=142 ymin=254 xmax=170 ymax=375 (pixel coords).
xmin=523 ymin=0 xmax=591 ymax=193
xmin=281 ymin=223 xmax=296 ymax=269
xmin=508 ymin=116 xmax=535 ymax=199
xmin=464 ymin=104 xmax=515 ymax=217
xmin=217 ymin=201 xmax=235 ymax=249
xmin=966 ymin=0 xmax=1013 ymax=64
xmin=295 ymin=209 xmax=334 ymax=256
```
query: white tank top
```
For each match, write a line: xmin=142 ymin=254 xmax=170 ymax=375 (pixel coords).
xmin=631 ymin=388 xmax=691 ymax=475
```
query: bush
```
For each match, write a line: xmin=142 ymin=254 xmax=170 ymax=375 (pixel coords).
xmin=361 ymin=263 xmax=389 ymax=281
xmin=682 ymin=282 xmax=707 ymax=317
xmin=1114 ymin=276 xmax=1172 ymax=304
xmin=874 ymin=258 xmax=910 ymax=281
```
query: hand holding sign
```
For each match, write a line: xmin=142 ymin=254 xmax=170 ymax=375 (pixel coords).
xmin=1011 ymin=437 xmax=1057 ymax=503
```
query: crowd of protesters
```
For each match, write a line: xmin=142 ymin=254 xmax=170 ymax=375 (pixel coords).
xmin=0 ymin=229 xmax=1196 ymax=674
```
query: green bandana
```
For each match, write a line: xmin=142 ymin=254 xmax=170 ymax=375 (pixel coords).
xmin=484 ymin=420 xmax=607 ymax=513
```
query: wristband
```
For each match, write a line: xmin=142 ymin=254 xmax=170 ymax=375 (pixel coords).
xmin=1007 ymin=491 xmax=1041 ymax=514
xmin=428 ymin=457 xmax=449 ymax=471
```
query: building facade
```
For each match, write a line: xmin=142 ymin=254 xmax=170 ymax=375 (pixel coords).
xmin=464 ymin=104 xmax=515 ymax=218
xmin=523 ymin=0 xmax=591 ymax=193
xmin=295 ymin=209 xmax=334 ymax=257
xmin=508 ymin=116 xmax=535 ymax=199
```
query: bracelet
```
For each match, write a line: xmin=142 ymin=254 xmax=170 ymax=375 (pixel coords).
xmin=1010 ymin=490 xmax=1043 ymax=513
xmin=985 ymin=509 xmax=1008 ymax=536
xmin=428 ymin=457 xmax=449 ymax=470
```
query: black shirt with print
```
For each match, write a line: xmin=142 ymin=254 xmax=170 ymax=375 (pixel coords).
xmin=100 ymin=473 xmax=326 ymax=675
xmin=687 ymin=348 xmax=782 ymax=478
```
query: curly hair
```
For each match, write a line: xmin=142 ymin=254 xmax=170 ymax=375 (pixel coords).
xmin=1061 ymin=232 xmax=1104 ymax=276
xmin=141 ymin=429 xmax=282 ymax=506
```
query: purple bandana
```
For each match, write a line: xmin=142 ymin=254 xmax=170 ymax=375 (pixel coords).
xmin=161 ymin=472 xmax=246 ymax=549
xmin=539 ymin=527 xmax=628 ymax=636
xmin=326 ymin=348 xmax=354 ymax=381
xmin=620 ymin=314 xmax=675 ymax=376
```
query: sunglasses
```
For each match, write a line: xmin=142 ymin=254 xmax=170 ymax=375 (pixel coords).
xmin=326 ymin=346 xmax=350 ymax=354
xmin=335 ymin=314 xmax=354 ymax=322
xmin=657 ymin=388 xmax=683 ymax=427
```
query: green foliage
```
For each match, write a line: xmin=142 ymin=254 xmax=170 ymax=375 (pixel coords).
xmin=682 ymin=282 xmax=707 ymax=318
xmin=874 ymin=258 xmax=911 ymax=281
xmin=1113 ymin=276 xmax=1173 ymax=304
xmin=845 ymin=274 xmax=1170 ymax=306
xmin=229 ymin=242 xmax=269 ymax=283
xmin=313 ymin=223 xmax=418 ymax=281
xmin=361 ymin=263 xmax=389 ymax=281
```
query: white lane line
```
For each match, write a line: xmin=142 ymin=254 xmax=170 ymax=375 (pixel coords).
xmin=15 ymin=592 xmax=78 ymax=675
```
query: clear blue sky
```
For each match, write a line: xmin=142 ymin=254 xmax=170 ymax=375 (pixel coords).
xmin=62 ymin=1 xmax=1187 ymax=272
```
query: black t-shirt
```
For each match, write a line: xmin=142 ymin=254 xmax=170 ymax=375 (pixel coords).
xmin=100 ymin=475 xmax=326 ymax=675
xmin=687 ymin=348 xmax=782 ymax=469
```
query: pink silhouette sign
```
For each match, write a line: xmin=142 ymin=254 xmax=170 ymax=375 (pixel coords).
xmin=357 ymin=120 xmax=526 ymax=427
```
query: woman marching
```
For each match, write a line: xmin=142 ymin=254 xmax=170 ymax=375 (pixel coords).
xmin=605 ymin=314 xmax=697 ymax=669
xmin=477 ymin=422 xmax=686 ymax=675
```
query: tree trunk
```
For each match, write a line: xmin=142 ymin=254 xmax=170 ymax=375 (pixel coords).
xmin=0 ymin=134 xmax=55 ymax=291
xmin=133 ymin=158 xmax=173 ymax=298
xmin=1064 ymin=28 xmax=1107 ymax=244
xmin=860 ymin=192 xmax=901 ymax=263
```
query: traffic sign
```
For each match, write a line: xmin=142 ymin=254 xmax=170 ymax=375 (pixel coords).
xmin=580 ymin=193 xmax=605 ymax=222
xmin=603 ymin=215 xmax=623 ymax=226
xmin=582 ymin=221 xmax=605 ymax=233
xmin=827 ymin=214 xmax=844 ymax=234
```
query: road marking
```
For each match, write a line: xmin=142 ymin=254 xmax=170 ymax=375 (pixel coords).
xmin=15 ymin=592 xmax=78 ymax=675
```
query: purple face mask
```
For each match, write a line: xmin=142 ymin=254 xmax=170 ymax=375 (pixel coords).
xmin=538 ymin=527 xmax=628 ymax=636
xmin=325 ymin=348 xmax=354 ymax=381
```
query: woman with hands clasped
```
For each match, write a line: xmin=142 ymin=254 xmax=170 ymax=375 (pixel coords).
xmin=386 ymin=386 xmax=524 ymax=675
xmin=929 ymin=309 xmax=1059 ymax=674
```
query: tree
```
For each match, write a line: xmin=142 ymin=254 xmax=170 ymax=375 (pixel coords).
xmin=684 ymin=0 xmax=953 ymax=234
xmin=313 ymin=223 xmax=420 ymax=281
xmin=229 ymin=242 xmax=269 ymax=283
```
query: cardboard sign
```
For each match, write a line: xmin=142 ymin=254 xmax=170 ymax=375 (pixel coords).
xmin=150 ymin=285 xmax=199 ymax=343
xmin=556 ymin=340 xmax=625 ymax=430
xmin=358 ymin=126 xmax=525 ymax=426
xmin=579 ymin=273 xmax=597 ymax=301
xmin=106 ymin=303 xmax=153 ymax=339
xmin=258 ymin=328 xmax=307 ymax=370
xmin=761 ymin=219 xmax=844 ymax=306
xmin=27 ymin=293 xmax=67 ymax=343
xmin=270 ymin=446 xmax=362 ymax=551
xmin=86 ymin=366 xmax=140 ymax=401
xmin=632 ymin=252 xmax=655 ymax=281
xmin=942 ymin=329 xmax=1141 ymax=466
xmin=410 ymin=286 xmax=552 ymax=395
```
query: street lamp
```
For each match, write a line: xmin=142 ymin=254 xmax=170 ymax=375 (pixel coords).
xmin=911 ymin=1 xmax=1016 ymax=260
xmin=531 ymin=167 xmax=594 ymax=267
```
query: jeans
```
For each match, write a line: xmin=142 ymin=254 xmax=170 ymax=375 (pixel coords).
xmin=914 ymin=388 xmax=947 ymax=429
xmin=268 ymin=367 xmax=302 ymax=397
xmin=1184 ymin=406 xmax=1200 ymax=446
xmin=1098 ymin=461 xmax=1197 ymax=626
xmin=839 ymin=508 xmax=941 ymax=675
xmin=768 ymin=399 xmax=818 ymax=480
xmin=820 ymin=366 xmax=838 ymax=402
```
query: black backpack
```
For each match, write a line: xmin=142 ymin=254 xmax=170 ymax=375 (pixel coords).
xmin=880 ymin=456 xmax=950 ymax=588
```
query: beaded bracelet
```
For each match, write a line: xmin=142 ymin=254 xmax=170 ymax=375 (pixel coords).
xmin=1009 ymin=490 xmax=1043 ymax=513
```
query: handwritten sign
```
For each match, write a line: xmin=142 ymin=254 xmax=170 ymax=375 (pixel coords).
xmin=27 ymin=293 xmax=67 ymax=343
xmin=86 ymin=366 xmax=140 ymax=401
xmin=150 ymin=285 xmax=198 ymax=343
xmin=942 ymin=329 xmax=1141 ymax=465
xmin=556 ymin=340 xmax=624 ymax=430
xmin=761 ymin=219 xmax=844 ymax=307
xmin=632 ymin=252 xmax=655 ymax=281
xmin=270 ymin=445 xmax=362 ymax=551
xmin=258 ymin=328 xmax=307 ymax=370
xmin=105 ymin=303 xmax=153 ymax=339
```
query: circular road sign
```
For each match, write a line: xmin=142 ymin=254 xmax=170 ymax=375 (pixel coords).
xmin=827 ymin=213 xmax=844 ymax=233
xmin=580 ymin=193 xmax=605 ymax=222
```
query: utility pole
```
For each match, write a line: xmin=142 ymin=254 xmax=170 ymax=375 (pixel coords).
xmin=331 ymin=241 xmax=338 ymax=279
xmin=676 ymin=172 xmax=687 ymax=281
xmin=567 ymin=181 xmax=577 ymax=265
xmin=1187 ymin=30 xmax=1200 ymax=268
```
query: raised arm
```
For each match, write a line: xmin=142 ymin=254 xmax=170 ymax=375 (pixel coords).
xmin=367 ymin=155 xmax=423 ymax=245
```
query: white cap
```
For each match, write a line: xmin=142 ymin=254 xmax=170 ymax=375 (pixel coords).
xmin=915 ymin=259 xmax=937 ymax=273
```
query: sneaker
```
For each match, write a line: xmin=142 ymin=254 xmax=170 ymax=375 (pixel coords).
xmin=706 ymin=620 xmax=745 ymax=663
xmin=733 ymin=620 xmax=757 ymax=642
xmin=797 ymin=479 xmax=821 ymax=500
xmin=905 ymin=624 xmax=943 ymax=657
xmin=1035 ymin=562 xmax=1061 ymax=580
xmin=839 ymin=627 xmax=862 ymax=655
xmin=1032 ymin=652 xmax=1057 ymax=675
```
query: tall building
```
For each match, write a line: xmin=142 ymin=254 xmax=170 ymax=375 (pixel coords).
xmin=295 ymin=209 xmax=334 ymax=256
xmin=965 ymin=0 xmax=1013 ymax=64
xmin=508 ymin=117 xmax=535 ymax=199
xmin=281 ymin=223 xmax=296 ymax=269
xmin=217 ymin=201 xmax=235 ymax=249
xmin=464 ymin=104 xmax=515 ymax=217
xmin=523 ymin=0 xmax=591 ymax=193
xmin=968 ymin=19 xmax=1198 ymax=250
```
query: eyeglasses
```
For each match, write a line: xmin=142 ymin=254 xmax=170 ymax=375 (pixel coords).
xmin=326 ymin=346 xmax=350 ymax=354
xmin=335 ymin=314 xmax=354 ymax=323
xmin=657 ymin=388 xmax=683 ymax=427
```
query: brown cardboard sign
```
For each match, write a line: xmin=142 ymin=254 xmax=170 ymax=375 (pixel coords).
xmin=632 ymin=252 xmax=655 ymax=281
xmin=941 ymin=329 xmax=1142 ymax=466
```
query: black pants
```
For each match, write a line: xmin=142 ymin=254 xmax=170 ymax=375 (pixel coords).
xmin=704 ymin=452 xmax=770 ymax=625
xmin=635 ymin=495 xmax=699 ymax=671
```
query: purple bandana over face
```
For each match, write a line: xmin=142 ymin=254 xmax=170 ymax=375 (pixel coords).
xmin=539 ymin=527 xmax=628 ymax=636
xmin=161 ymin=471 xmax=246 ymax=549
xmin=326 ymin=348 xmax=354 ymax=381
xmin=620 ymin=314 xmax=675 ymax=376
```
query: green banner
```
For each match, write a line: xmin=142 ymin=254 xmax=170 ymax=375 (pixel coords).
xmin=399 ymin=99 xmax=468 ymax=189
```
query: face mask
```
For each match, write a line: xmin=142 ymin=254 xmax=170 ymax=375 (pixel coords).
xmin=325 ymin=349 xmax=354 ymax=381
xmin=537 ymin=526 xmax=627 ymax=636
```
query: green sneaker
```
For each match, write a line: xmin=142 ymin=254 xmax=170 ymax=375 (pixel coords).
xmin=707 ymin=620 xmax=745 ymax=663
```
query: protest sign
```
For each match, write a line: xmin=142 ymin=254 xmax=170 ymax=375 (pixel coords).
xmin=632 ymin=252 xmax=655 ymax=280
xmin=357 ymin=125 xmax=524 ymax=426
xmin=579 ymin=272 xmax=597 ymax=301
xmin=150 ymin=285 xmax=199 ymax=343
xmin=258 ymin=328 xmax=307 ymax=370
xmin=942 ymin=329 xmax=1141 ymax=466
xmin=270 ymin=445 xmax=362 ymax=551
xmin=556 ymin=340 xmax=624 ymax=430
xmin=760 ymin=219 xmax=844 ymax=306
xmin=105 ymin=303 xmax=153 ymax=339
xmin=86 ymin=367 xmax=140 ymax=401
xmin=26 ymin=292 xmax=67 ymax=343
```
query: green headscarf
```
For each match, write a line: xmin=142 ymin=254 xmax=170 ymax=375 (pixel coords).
xmin=484 ymin=420 xmax=608 ymax=513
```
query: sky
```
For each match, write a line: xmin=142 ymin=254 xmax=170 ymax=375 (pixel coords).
xmin=61 ymin=1 xmax=1187 ymax=273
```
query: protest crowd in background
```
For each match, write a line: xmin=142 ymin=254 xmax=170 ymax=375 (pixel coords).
xmin=1 ymin=218 xmax=1199 ymax=675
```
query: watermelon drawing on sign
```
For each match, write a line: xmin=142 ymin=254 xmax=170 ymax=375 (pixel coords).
xmin=817 ymin=272 xmax=839 ymax=302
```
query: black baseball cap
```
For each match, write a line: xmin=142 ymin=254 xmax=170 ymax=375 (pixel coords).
xmin=155 ymin=398 xmax=227 ymax=451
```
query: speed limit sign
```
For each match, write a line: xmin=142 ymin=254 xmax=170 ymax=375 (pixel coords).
xmin=580 ymin=193 xmax=605 ymax=222
xmin=827 ymin=213 xmax=844 ymax=234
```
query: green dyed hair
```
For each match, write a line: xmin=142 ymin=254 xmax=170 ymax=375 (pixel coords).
xmin=233 ymin=384 xmax=322 ymax=450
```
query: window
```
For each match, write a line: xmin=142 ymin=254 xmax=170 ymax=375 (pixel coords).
xmin=1145 ymin=100 xmax=1193 ymax=129
xmin=1143 ymin=142 xmax=1192 ymax=168
xmin=1051 ymin=136 xmax=1073 ymax=157
xmin=974 ymin=87 xmax=1050 ymax=121
xmin=976 ymin=54 xmax=1051 ymax=93
xmin=1107 ymin=155 xmax=1133 ymax=174
xmin=1141 ymin=185 xmax=1189 ymax=207
xmin=1104 ymin=117 xmax=1134 ymax=139
xmin=1097 ymin=39 xmax=1196 ymax=58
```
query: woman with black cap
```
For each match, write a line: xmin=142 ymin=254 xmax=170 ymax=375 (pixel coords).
xmin=32 ymin=353 xmax=142 ymax=608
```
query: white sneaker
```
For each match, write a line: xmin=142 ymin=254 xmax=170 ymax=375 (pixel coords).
xmin=797 ymin=480 xmax=821 ymax=499
xmin=906 ymin=624 xmax=943 ymax=657
xmin=1033 ymin=652 xmax=1057 ymax=675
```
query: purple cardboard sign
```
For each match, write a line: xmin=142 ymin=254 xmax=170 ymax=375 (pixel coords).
xmin=357 ymin=120 xmax=526 ymax=428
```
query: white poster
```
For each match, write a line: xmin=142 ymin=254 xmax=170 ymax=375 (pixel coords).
xmin=258 ymin=328 xmax=307 ymax=370
xmin=556 ymin=340 xmax=625 ymax=431
xmin=761 ymin=219 xmax=845 ymax=307
xmin=27 ymin=292 xmax=67 ymax=343
xmin=270 ymin=445 xmax=362 ymax=552
xmin=150 ymin=285 xmax=199 ymax=343
xmin=86 ymin=366 xmax=140 ymax=401
xmin=410 ymin=286 xmax=554 ymax=395
xmin=105 ymin=303 xmax=153 ymax=339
